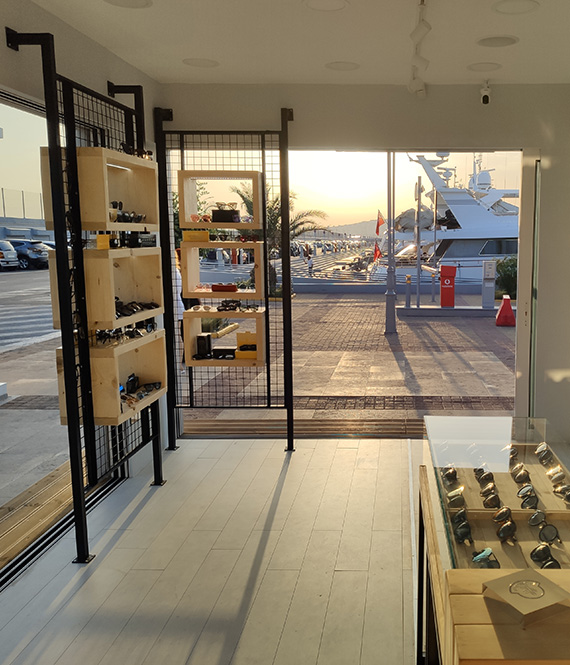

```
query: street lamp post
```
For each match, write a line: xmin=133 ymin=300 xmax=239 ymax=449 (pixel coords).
xmin=385 ymin=151 xmax=397 ymax=334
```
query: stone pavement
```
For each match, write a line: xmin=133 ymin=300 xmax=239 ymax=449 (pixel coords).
xmin=0 ymin=293 xmax=516 ymax=501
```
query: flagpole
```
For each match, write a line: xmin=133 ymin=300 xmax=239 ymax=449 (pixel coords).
xmin=385 ymin=150 xmax=397 ymax=334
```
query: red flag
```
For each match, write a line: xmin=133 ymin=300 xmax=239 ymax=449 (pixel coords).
xmin=376 ymin=210 xmax=386 ymax=235
xmin=374 ymin=242 xmax=382 ymax=261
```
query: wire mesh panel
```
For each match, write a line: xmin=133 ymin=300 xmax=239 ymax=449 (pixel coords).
xmin=165 ymin=132 xmax=284 ymax=408
xmin=54 ymin=77 xmax=159 ymax=485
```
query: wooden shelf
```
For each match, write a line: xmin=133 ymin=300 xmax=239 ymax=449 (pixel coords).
xmin=83 ymin=247 xmax=163 ymax=330
xmin=183 ymin=308 xmax=265 ymax=367
xmin=180 ymin=240 xmax=263 ymax=300
xmin=178 ymin=170 xmax=263 ymax=229
xmin=42 ymin=146 xmax=159 ymax=231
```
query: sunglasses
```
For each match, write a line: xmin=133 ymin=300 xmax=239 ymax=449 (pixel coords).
xmin=189 ymin=213 xmax=212 ymax=224
xmin=510 ymin=462 xmax=526 ymax=478
xmin=447 ymin=486 xmax=465 ymax=508
xmin=441 ymin=465 xmax=457 ymax=484
xmin=492 ymin=506 xmax=512 ymax=524
xmin=473 ymin=466 xmax=489 ymax=481
xmin=451 ymin=508 xmax=468 ymax=526
xmin=530 ymin=544 xmax=561 ymax=569
xmin=483 ymin=493 xmax=501 ymax=509
xmin=513 ymin=468 xmax=531 ymax=484
xmin=480 ymin=482 xmax=497 ymax=498
xmin=496 ymin=519 xmax=517 ymax=543
xmin=472 ymin=547 xmax=501 ymax=569
xmin=476 ymin=470 xmax=494 ymax=485
xmin=453 ymin=520 xmax=474 ymax=546
xmin=528 ymin=511 xmax=562 ymax=544
xmin=546 ymin=466 xmax=566 ymax=485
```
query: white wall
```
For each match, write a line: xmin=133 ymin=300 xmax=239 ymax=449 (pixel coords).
xmin=1 ymin=0 xmax=161 ymax=139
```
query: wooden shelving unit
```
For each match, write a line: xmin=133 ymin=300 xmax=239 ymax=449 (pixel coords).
xmin=183 ymin=307 xmax=265 ymax=367
xmin=41 ymin=146 xmax=159 ymax=232
xmin=44 ymin=146 xmax=167 ymax=427
xmin=178 ymin=170 xmax=263 ymax=229
xmin=180 ymin=240 xmax=263 ymax=300
xmin=83 ymin=247 xmax=163 ymax=329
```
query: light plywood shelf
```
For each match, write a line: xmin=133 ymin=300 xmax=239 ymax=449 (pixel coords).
xmin=180 ymin=240 xmax=263 ymax=300
xmin=83 ymin=247 xmax=163 ymax=330
xmin=41 ymin=146 xmax=159 ymax=231
xmin=183 ymin=308 xmax=265 ymax=367
xmin=178 ymin=170 xmax=263 ymax=229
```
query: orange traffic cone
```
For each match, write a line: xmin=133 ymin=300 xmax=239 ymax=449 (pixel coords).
xmin=496 ymin=295 xmax=516 ymax=327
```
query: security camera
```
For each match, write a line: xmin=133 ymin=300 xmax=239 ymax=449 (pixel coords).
xmin=480 ymin=82 xmax=491 ymax=105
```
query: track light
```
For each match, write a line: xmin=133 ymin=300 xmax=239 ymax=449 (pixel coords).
xmin=410 ymin=18 xmax=431 ymax=46
xmin=408 ymin=74 xmax=426 ymax=97
xmin=411 ymin=51 xmax=430 ymax=72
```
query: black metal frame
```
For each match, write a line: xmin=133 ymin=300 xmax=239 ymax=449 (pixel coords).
xmin=154 ymin=109 xmax=295 ymax=450
xmin=5 ymin=27 xmax=167 ymax=564
xmin=417 ymin=492 xmax=442 ymax=665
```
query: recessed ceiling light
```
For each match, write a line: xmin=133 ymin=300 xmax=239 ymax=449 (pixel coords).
xmin=325 ymin=61 xmax=360 ymax=71
xmin=183 ymin=58 xmax=220 ymax=68
xmin=467 ymin=62 xmax=502 ymax=72
xmin=493 ymin=0 xmax=539 ymax=14
xmin=477 ymin=35 xmax=519 ymax=47
xmin=305 ymin=0 xmax=348 ymax=10
xmin=103 ymin=0 xmax=152 ymax=7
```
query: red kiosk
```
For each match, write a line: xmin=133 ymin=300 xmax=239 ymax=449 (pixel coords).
xmin=440 ymin=265 xmax=456 ymax=308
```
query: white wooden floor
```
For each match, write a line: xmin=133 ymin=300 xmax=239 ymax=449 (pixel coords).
xmin=0 ymin=437 xmax=421 ymax=665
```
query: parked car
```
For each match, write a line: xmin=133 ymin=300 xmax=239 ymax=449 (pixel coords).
xmin=0 ymin=240 xmax=19 ymax=270
xmin=10 ymin=240 xmax=50 ymax=269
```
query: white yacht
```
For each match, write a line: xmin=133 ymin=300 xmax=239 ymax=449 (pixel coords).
xmin=371 ymin=153 xmax=519 ymax=284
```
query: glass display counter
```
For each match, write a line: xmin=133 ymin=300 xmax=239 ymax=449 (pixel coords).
xmin=425 ymin=416 xmax=570 ymax=572
xmin=418 ymin=416 xmax=570 ymax=665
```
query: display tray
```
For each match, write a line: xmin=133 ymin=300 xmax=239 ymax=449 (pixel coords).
xmin=426 ymin=416 xmax=570 ymax=571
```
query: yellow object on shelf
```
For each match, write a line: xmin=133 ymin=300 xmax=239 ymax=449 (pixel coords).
xmin=96 ymin=234 xmax=110 ymax=249
xmin=183 ymin=230 xmax=210 ymax=242
xmin=236 ymin=331 xmax=256 ymax=347
xmin=235 ymin=350 xmax=257 ymax=360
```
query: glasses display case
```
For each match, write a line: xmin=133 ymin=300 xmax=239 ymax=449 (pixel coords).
xmin=419 ymin=416 xmax=570 ymax=665
xmin=425 ymin=416 xmax=570 ymax=572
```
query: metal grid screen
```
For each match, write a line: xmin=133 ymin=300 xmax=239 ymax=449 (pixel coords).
xmin=55 ymin=77 xmax=158 ymax=484
xmin=165 ymin=132 xmax=285 ymax=408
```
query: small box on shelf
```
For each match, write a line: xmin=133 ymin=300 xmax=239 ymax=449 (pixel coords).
xmin=178 ymin=170 xmax=263 ymax=229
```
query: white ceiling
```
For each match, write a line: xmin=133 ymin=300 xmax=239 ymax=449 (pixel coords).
xmin=30 ymin=0 xmax=570 ymax=86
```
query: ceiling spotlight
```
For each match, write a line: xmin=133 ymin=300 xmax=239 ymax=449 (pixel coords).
xmin=182 ymin=58 xmax=220 ymax=68
xmin=304 ymin=0 xmax=348 ymax=10
xmin=103 ymin=0 xmax=152 ymax=7
xmin=493 ymin=0 xmax=539 ymax=14
xmin=325 ymin=61 xmax=360 ymax=71
xmin=412 ymin=52 xmax=430 ymax=72
xmin=477 ymin=35 xmax=519 ymax=47
xmin=410 ymin=18 xmax=432 ymax=46
xmin=467 ymin=62 xmax=502 ymax=72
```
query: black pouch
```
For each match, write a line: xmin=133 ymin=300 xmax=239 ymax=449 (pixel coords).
xmin=126 ymin=373 xmax=139 ymax=394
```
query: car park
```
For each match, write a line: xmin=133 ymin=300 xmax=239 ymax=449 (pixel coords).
xmin=0 ymin=240 xmax=19 ymax=270
xmin=9 ymin=239 xmax=50 ymax=269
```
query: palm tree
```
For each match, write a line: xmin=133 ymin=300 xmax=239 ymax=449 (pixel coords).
xmin=230 ymin=183 xmax=328 ymax=249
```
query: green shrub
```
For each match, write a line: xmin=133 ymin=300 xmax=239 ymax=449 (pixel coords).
xmin=496 ymin=257 xmax=517 ymax=299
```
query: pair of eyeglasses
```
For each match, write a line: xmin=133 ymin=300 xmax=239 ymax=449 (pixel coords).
xmin=189 ymin=213 xmax=212 ymax=224
xmin=472 ymin=548 xmax=501 ymax=569
xmin=447 ymin=486 xmax=465 ymax=508
xmin=441 ymin=465 xmax=457 ymax=484
xmin=480 ymin=482 xmax=497 ymax=498
xmin=517 ymin=483 xmax=539 ymax=509
xmin=215 ymin=201 xmax=238 ymax=210
xmin=528 ymin=510 xmax=563 ymax=544
xmin=530 ymin=544 xmax=561 ymax=569
xmin=453 ymin=520 xmax=474 ymax=546
xmin=546 ymin=465 xmax=566 ymax=486
xmin=476 ymin=470 xmax=494 ymax=485
xmin=535 ymin=442 xmax=554 ymax=466
xmin=491 ymin=506 xmax=517 ymax=543
xmin=511 ymin=462 xmax=531 ymax=484
xmin=483 ymin=493 xmax=501 ymax=509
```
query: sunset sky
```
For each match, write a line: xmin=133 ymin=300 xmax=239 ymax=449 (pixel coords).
xmin=0 ymin=102 xmax=521 ymax=227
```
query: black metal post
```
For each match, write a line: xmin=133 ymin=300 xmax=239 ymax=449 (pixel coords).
xmin=279 ymin=108 xmax=295 ymax=452
xmin=153 ymin=107 xmax=179 ymax=449
xmin=150 ymin=402 xmax=165 ymax=485
xmin=6 ymin=28 xmax=93 ymax=563
xmin=108 ymin=81 xmax=146 ymax=153
xmin=260 ymin=136 xmax=272 ymax=407
xmin=60 ymin=79 xmax=99 ymax=487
